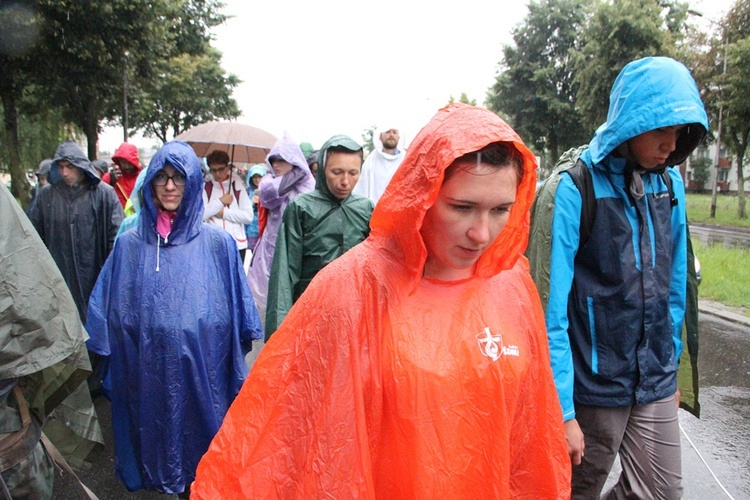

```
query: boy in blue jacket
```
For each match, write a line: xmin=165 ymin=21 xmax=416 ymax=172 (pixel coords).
xmin=537 ymin=57 xmax=708 ymax=498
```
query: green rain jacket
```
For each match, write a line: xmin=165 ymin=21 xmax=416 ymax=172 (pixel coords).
xmin=265 ymin=135 xmax=374 ymax=339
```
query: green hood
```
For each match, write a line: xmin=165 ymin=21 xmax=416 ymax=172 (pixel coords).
xmin=316 ymin=134 xmax=363 ymax=200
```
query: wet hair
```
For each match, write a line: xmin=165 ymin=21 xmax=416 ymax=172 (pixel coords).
xmin=206 ymin=149 xmax=230 ymax=166
xmin=444 ymin=142 xmax=524 ymax=184
xmin=324 ymin=145 xmax=364 ymax=167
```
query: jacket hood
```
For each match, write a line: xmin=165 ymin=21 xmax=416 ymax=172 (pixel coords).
xmin=112 ymin=142 xmax=142 ymax=171
xmin=36 ymin=159 xmax=52 ymax=176
xmin=265 ymin=134 xmax=312 ymax=179
xmin=584 ymin=56 xmax=708 ymax=167
xmin=130 ymin=166 xmax=149 ymax=215
xmin=139 ymin=141 xmax=204 ymax=245
xmin=91 ymin=159 xmax=109 ymax=176
xmin=370 ymin=103 xmax=538 ymax=286
xmin=247 ymin=164 xmax=267 ymax=179
xmin=49 ymin=141 xmax=100 ymax=185
xmin=316 ymin=134 xmax=363 ymax=200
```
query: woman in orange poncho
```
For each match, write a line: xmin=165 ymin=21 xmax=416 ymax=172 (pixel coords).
xmin=192 ymin=103 xmax=570 ymax=499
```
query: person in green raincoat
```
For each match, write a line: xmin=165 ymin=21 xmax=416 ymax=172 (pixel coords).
xmin=0 ymin=182 xmax=102 ymax=498
xmin=265 ymin=135 xmax=374 ymax=339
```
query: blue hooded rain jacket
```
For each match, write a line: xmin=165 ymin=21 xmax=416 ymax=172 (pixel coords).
xmin=85 ymin=141 xmax=263 ymax=494
xmin=545 ymin=57 xmax=708 ymax=419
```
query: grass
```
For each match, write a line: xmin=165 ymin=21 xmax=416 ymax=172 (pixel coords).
xmin=685 ymin=193 xmax=750 ymax=229
xmin=693 ymin=240 xmax=750 ymax=312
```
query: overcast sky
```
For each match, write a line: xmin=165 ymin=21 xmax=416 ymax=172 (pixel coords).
xmin=100 ymin=0 xmax=734 ymax=155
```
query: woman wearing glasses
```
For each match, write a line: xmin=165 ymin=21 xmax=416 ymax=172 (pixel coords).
xmin=85 ymin=141 xmax=263 ymax=497
xmin=202 ymin=149 xmax=254 ymax=263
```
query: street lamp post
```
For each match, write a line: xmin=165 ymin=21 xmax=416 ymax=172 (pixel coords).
xmin=122 ymin=51 xmax=129 ymax=142
xmin=710 ymin=41 xmax=727 ymax=219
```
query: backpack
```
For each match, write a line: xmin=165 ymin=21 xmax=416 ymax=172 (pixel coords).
xmin=526 ymin=145 xmax=699 ymax=417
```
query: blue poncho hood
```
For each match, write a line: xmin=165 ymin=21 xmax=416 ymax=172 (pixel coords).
xmin=582 ymin=56 xmax=708 ymax=168
xmin=139 ymin=141 xmax=204 ymax=245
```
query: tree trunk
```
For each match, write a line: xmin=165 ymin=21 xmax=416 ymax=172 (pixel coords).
xmin=83 ymin=97 xmax=100 ymax=160
xmin=737 ymin=139 xmax=747 ymax=219
xmin=1 ymin=91 xmax=31 ymax=209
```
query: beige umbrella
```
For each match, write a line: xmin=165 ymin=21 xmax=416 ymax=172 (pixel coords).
xmin=175 ymin=122 xmax=278 ymax=164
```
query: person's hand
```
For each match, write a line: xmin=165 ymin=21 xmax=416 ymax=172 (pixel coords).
xmin=252 ymin=194 xmax=259 ymax=205
xmin=279 ymin=167 xmax=307 ymax=195
xmin=565 ymin=418 xmax=585 ymax=465
xmin=220 ymin=193 xmax=233 ymax=206
xmin=675 ymin=389 xmax=681 ymax=408
xmin=216 ymin=208 xmax=224 ymax=219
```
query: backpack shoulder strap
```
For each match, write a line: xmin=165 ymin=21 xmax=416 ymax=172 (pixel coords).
xmin=204 ymin=181 xmax=213 ymax=199
xmin=565 ymin=160 xmax=596 ymax=250
xmin=232 ymin=180 xmax=242 ymax=205
xmin=661 ymin=169 xmax=677 ymax=207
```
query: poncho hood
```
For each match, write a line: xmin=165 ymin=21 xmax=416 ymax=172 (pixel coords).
xmin=139 ymin=141 xmax=204 ymax=245
xmin=583 ymin=56 xmax=708 ymax=167
xmin=49 ymin=140 xmax=100 ymax=185
xmin=316 ymin=134 xmax=363 ymax=200
xmin=112 ymin=142 xmax=143 ymax=171
xmin=370 ymin=103 xmax=538 ymax=289
xmin=265 ymin=134 xmax=312 ymax=179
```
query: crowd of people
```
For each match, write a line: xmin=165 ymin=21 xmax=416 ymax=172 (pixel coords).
xmin=0 ymin=56 xmax=708 ymax=499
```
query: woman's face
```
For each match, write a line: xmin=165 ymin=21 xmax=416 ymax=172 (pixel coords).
xmin=271 ymin=159 xmax=294 ymax=177
xmin=151 ymin=164 xmax=185 ymax=212
xmin=420 ymin=162 xmax=518 ymax=281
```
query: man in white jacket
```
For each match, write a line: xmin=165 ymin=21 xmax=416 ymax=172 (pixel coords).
xmin=352 ymin=127 xmax=405 ymax=205
xmin=202 ymin=149 xmax=254 ymax=263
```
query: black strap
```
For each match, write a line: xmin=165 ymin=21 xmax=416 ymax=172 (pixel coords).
xmin=566 ymin=160 xmax=596 ymax=251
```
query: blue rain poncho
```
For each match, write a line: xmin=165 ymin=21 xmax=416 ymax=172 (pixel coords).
xmin=85 ymin=141 xmax=263 ymax=494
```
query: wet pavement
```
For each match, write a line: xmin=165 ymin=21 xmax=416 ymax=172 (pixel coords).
xmin=691 ymin=223 xmax=750 ymax=250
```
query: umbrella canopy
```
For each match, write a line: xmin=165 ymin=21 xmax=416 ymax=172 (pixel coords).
xmin=175 ymin=122 xmax=278 ymax=164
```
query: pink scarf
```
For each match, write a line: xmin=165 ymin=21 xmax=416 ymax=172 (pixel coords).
xmin=156 ymin=209 xmax=176 ymax=239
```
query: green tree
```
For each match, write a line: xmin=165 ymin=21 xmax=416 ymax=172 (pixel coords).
xmin=719 ymin=0 xmax=750 ymax=218
xmin=130 ymin=48 xmax=240 ymax=143
xmin=115 ymin=0 xmax=239 ymax=143
xmin=362 ymin=125 xmax=376 ymax=154
xmin=690 ymin=156 xmax=712 ymax=189
xmin=486 ymin=0 xmax=591 ymax=170
xmin=573 ymin=0 xmax=689 ymax=127
xmin=720 ymin=37 xmax=750 ymax=218
xmin=448 ymin=93 xmax=477 ymax=106
xmin=35 ymin=0 xmax=175 ymax=159
xmin=0 ymin=1 xmax=43 ymax=206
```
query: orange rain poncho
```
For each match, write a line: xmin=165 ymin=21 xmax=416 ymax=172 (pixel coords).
xmin=192 ymin=104 xmax=571 ymax=499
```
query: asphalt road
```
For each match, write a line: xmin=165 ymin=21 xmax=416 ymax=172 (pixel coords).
xmin=54 ymin=315 xmax=749 ymax=499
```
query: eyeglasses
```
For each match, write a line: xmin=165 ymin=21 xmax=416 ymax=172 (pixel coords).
xmin=209 ymin=164 xmax=229 ymax=174
xmin=152 ymin=171 xmax=186 ymax=187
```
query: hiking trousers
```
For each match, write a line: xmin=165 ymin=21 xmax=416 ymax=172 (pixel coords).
xmin=572 ymin=396 xmax=682 ymax=500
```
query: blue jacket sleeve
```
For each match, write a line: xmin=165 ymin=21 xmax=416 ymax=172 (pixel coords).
xmin=547 ymin=174 xmax=583 ymax=421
